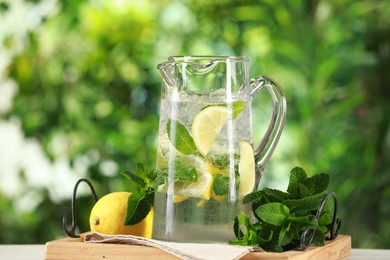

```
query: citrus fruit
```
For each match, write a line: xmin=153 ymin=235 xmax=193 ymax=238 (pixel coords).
xmin=158 ymin=155 xmax=214 ymax=201
xmin=191 ymin=106 xmax=230 ymax=156
xmin=238 ymin=141 xmax=256 ymax=198
xmin=89 ymin=192 xmax=154 ymax=238
xmin=172 ymin=194 xmax=189 ymax=203
xmin=175 ymin=170 xmax=213 ymax=200
xmin=174 ymin=157 xmax=213 ymax=200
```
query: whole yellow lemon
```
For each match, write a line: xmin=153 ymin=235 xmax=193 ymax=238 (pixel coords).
xmin=89 ymin=192 xmax=153 ymax=238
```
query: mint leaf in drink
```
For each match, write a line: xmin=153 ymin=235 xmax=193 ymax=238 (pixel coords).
xmin=167 ymin=120 xmax=197 ymax=155
xmin=157 ymin=159 xmax=198 ymax=183
xmin=232 ymin=100 xmax=245 ymax=119
xmin=230 ymin=166 xmax=334 ymax=252
xmin=208 ymin=153 xmax=240 ymax=172
xmin=213 ymin=174 xmax=229 ymax=196
xmin=174 ymin=159 xmax=198 ymax=182
xmin=209 ymin=154 xmax=230 ymax=170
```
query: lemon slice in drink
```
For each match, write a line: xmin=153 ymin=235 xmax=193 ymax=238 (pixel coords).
xmin=172 ymin=195 xmax=189 ymax=203
xmin=175 ymin=170 xmax=213 ymax=200
xmin=238 ymin=141 xmax=256 ymax=199
xmin=192 ymin=106 xmax=230 ymax=156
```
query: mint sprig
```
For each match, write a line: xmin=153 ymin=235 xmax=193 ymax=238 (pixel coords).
xmin=229 ymin=166 xmax=334 ymax=252
xmin=121 ymin=163 xmax=166 ymax=225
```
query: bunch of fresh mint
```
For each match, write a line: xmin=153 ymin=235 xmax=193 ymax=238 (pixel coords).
xmin=229 ymin=167 xmax=334 ymax=252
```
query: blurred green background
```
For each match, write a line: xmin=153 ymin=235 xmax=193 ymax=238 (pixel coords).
xmin=1 ymin=0 xmax=389 ymax=249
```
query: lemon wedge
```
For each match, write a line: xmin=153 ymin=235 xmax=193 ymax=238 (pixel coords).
xmin=238 ymin=141 xmax=256 ymax=199
xmin=191 ymin=106 xmax=230 ymax=156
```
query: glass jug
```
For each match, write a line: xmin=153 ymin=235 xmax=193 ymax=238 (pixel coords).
xmin=152 ymin=56 xmax=286 ymax=243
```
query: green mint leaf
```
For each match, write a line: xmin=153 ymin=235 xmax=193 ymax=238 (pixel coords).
xmin=121 ymin=170 xmax=146 ymax=188
xmin=287 ymin=167 xmax=310 ymax=198
xmin=136 ymin=163 xmax=148 ymax=178
xmin=232 ymin=100 xmax=245 ymax=119
xmin=209 ymin=154 xmax=230 ymax=170
xmin=213 ymin=174 xmax=229 ymax=196
xmin=283 ymin=191 xmax=327 ymax=215
xmin=263 ymin=188 xmax=290 ymax=202
xmin=304 ymin=173 xmax=330 ymax=195
xmin=150 ymin=174 xmax=167 ymax=190
xmin=174 ymin=159 xmax=198 ymax=182
xmin=255 ymin=202 xmax=290 ymax=226
xmin=229 ymin=212 xmax=270 ymax=246
xmin=243 ymin=190 xmax=264 ymax=204
xmin=309 ymin=229 xmax=326 ymax=247
xmin=136 ymin=163 xmax=157 ymax=184
xmin=257 ymin=225 xmax=280 ymax=252
xmin=278 ymin=222 xmax=294 ymax=246
xmin=288 ymin=215 xmax=318 ymax=228
xmin=156 ymin=159 xmax=198 ymax=182
xmin=125 ymin=191 xmax=153 ymax=225
xmin=316 ymin=224 xmax=329 ymax=234
xmin=318 ymin=198 xmax=335 ymax=226
xmin=233 ymin=212 xmax=250 ymax=240
xmin=296 ymin=183 xmax=312 ymax=198
xmin=319 ymin=212 xmax=333 ymax=226
xmin=131 ymin=194 xmax=153 ymax=224
xmin=167 ymin=120 xmax=197 ymax=155
xmin=243 ymin=187 xmax=287 ymax=205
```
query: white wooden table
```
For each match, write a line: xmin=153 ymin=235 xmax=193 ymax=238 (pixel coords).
xmin=1 ymin=245 xmax=390 ymax=259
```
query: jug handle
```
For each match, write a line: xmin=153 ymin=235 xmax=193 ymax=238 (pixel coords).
xmin=250 ymin=76 xmax=287 ymax=175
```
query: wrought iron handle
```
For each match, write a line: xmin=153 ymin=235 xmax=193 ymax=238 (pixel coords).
xmin=298 ymin=192 xmax=342 ymax=251
xmin=62 ymin=178 xmax=98 ymax=238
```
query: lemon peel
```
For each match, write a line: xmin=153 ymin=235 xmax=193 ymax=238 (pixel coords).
xmin=89 ymin=192 xmax=153 ymax=238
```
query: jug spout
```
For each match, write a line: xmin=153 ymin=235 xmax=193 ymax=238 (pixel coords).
xmin=157 ymin=61 xmax=176 ymax=87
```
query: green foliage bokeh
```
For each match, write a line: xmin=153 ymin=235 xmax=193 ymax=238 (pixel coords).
xmin=0 ymin=0 xmax=389 ymax=249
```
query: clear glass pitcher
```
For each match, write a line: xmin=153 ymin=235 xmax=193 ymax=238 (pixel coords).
xmin=152 ymin=56 xmax=286 ymax=243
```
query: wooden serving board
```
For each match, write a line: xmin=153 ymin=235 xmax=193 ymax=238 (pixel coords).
xmin=45 ymin=234 xmax=351 ymax=260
